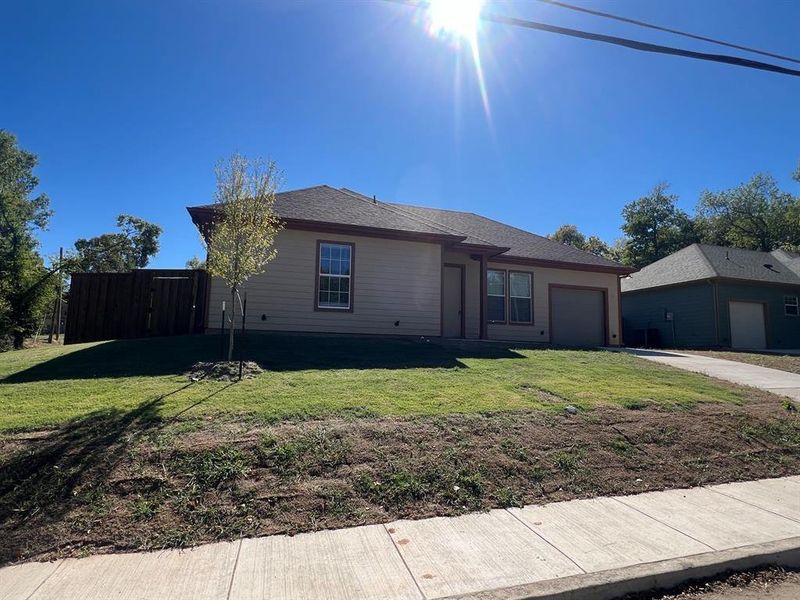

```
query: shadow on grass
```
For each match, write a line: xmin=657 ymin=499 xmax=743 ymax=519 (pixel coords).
xmin=2 ymin=333 xmax=527 ymax=383
xmin=0 ymin=380 xmax=236 ymax=565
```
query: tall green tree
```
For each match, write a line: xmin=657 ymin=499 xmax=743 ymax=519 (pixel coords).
xmin=620 ymin=183 xmax=698 ymax=268
xmin=204 ymin=154 xmax=284 ymax=362
xmin=185 ymin=255 xmax=206 ymax=269
xmin=74 ymin=214 xmax=162 ymax=272
xmin=696 ymin=174 xmax=800 ymax=252
xmin=550 ymin=224 xmax=586 ymax=248
xmin=0 ymin=131 xmax=53 ymax=349
xmin=550 ymin=224 xmax=613 ymax=259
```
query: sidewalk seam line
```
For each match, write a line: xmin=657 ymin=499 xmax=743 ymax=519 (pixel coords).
xmin=503 ymin=508 xmax=587 ymax=574
xmin=382 ymin=523 xmax=427 ymax=600
xmin=225 ymin=539 xmax=244 ymax=600
xmin=705 ymin=486 xmax=800 ymax=524
xmin=611 ymin=497 xmax=717 ymax=552
xmin=24 ymin=559 xmax=65 ymax=600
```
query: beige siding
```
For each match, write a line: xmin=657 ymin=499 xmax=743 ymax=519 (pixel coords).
xmin=208 ymin=230 xmax=442 ymax=336
xmin=443 ymin=250 xmax=481 ymax=339
xmin=486 ymin=261 xmax=621 ymax=345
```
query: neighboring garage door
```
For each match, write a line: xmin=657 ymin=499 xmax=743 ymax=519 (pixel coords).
xmin=729 ymin=301 xmax=767 ymax=349
xmin=551 ymin=286 xmax=606 ymax=347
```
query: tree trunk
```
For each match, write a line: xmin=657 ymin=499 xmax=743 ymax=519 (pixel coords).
xmin=227 ymin=287 xmax=236 ymax=362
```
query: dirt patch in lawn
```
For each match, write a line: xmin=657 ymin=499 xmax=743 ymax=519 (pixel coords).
xmin=1 ymin=392 xmax=798 ymax=565
xmin=186 ymin=360 xmax=263 ymax=381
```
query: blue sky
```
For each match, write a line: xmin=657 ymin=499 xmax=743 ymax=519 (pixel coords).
xmin=3 ymin=0 xmax=799 ymax=267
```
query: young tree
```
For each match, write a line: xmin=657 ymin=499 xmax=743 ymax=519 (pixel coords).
xmin=620 ymin=183 xmax=698 ymax=268
xmin=204 ymin=155 xmax=284 ymax=361
xmin=0 ymin=130 xmax=54 ymax=349
xmin=696 ymin=173 xmax=800 ymax=252
xmin=74 ymin=214 xmax=161 ymax=272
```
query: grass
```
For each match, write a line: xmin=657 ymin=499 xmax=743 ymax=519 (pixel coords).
xmin=688 ymin=350 xmax=800 ymax=375
xmin=0 ymin=333 xmax=750 ymax=431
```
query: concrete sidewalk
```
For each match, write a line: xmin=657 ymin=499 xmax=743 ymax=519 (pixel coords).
xmin=3 ymin=477 xmax=799 ymax=600
xmin=625 ymin=349 xmax=800 ymax=403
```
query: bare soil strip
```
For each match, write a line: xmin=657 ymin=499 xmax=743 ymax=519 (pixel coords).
xmin=1 ymin=392 xmax=797 ymax=565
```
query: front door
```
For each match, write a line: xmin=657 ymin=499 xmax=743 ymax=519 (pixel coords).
xmin=443 ymin=265 xmax=464 ymax=338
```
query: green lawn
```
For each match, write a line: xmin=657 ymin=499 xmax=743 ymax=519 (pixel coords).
xmin=0 ymin=334 xmax=747 ymax=431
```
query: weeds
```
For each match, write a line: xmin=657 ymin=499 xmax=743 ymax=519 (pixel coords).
xmin=551 ymin=448 xmax=584 ymax=475
xmin=639 ymin=426 xmax=679 ymax=446
xmin=258 ymin=428 xmax=351 ymax=476
xmin=173 ymin=446 xmax=251 ymax=490
xmin=739 ymin=420 xmax=800 ymax=446
xmin=131 ymin=495 xmax=162 ymax=521
xmin=495 ymin=486 xmax=524 ymax=508
xmin=609 ymin=437 xmax=635 ymax=456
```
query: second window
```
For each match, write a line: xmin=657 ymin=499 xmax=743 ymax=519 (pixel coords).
xmin=509 ymin=272 xmax=532 ymax=324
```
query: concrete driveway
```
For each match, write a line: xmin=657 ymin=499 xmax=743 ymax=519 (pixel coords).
xmin=625 ymin=349 xmax=800 ymax=403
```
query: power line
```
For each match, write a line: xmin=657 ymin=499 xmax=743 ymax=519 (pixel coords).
xmin=535 ymin=0 xmax=800 ymax=65
xmin=482 ymin=11 xmax=800 ymax=78
xmin=384 ymin=0 xmax=800 ymax=78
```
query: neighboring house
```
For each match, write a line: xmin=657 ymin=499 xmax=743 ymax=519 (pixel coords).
xmin=188 ymin=186 xmax=633 ymax=346
xmin=621 ymin=244 xmax=800 ymax=350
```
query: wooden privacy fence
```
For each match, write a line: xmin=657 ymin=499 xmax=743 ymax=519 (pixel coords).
xmin=64 ymin=269 xmax=209 ymax=344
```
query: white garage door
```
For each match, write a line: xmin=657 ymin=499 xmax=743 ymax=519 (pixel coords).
xmin=551 ymin=287 xmax=606 ymax=347
xmin=729 ymin=301 xmax=767 ymax=350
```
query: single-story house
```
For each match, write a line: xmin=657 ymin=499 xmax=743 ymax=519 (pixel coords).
xmin=621 ymin=243 xmax=800 ymax=350
xmin=188 ymin=186 xmax=633 ymax=346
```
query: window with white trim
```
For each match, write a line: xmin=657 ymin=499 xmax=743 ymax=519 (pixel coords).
xmin=318 ymin=242 xmax=352 ymax=309
xmin=509 ymin=272 xmax=533 ymax=323
xmin=786 ymin=295 xmax=799 ymax=317
xmin=487 ymin=270 xmax=506 ymax=322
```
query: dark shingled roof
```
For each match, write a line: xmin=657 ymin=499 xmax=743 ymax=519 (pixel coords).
xmin=382 ymin=201 xmax=625 ymax=269
xmin=621 ymin=243 xmax=800 ymax=292
xmin=188 ymin=185 xmax=631 ymax=272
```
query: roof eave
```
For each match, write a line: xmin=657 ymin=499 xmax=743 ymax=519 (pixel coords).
xmin=186 ymin=206 xmax=467 ymax=245
xmin=493 ymin=254 xmax=636 ymax=275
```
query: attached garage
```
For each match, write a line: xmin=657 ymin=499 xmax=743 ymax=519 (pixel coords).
xmin=729 ymin=301 xmax=767 ymax=350
xmin=550 ymin=285 xmax=607 ymax=347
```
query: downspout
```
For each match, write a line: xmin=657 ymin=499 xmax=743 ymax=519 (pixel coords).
xmin=479 ymin=254 xmax=488 ymax=340
xmin=711 ymin=279 xmax=721 ymax=348
xmin=616 ymin=275 xmax=624 ymax=347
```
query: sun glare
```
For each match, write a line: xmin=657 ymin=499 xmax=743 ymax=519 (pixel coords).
xmin=426 ymin=0 xmax=484 ymax=42
xmin=419 ymin=0 xmax=493 ymax=128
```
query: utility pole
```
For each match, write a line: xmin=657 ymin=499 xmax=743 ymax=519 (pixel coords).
xmin=47 ymin=247 xmax=64 ymax=343
xmin=55 ymin=247 xmax=64 ymax=341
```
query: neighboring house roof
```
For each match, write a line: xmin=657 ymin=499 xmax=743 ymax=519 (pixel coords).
xmin=621 ymin=243 xmax=800 ymax=292
xmin=187 ymin=185 xmax=632 ymax=273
